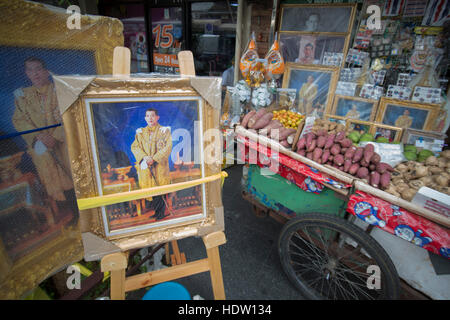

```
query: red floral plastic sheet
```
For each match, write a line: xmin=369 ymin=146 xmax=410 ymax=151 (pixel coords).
xmin=348 ymin=191 xmax=450 ymax=259
xmin=236 ymin=134 xmax=351 ymax=193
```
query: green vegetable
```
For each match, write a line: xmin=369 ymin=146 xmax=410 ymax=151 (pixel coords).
xmin=348 ymin=131 xmax=361 ymax=143
xmin=376 ymin=136 xmax=390 ymax=143
xmin=404 ymin=151 xmax=418 ymax=161
xmin=404 ymin=145 xmax=417 ymax=153
xmin=359 ymin=133 xmax=374 ymax=142
xmin=418 ymin=149 xmax=434 ymax=158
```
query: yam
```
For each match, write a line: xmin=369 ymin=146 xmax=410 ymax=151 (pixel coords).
xmin=306 ymin=133 xmax=317 ymax=150
xmin=316 ymin=129 xmax=327 ymax=136
xmin=360 ymin=158 xmax=370 ymax=167
xmin=376 ymin=163 xmax=394 ymax=174
xmin=297 ymin=149 xmax=306 ymax=157
xmin=306 ymin=152 xmax=313 ymax=160
xmin=247 ymin=108 xmax=268 ymax=128
xmin=380 ymin=172 xmax=391 ymax=189
xmin=313 ymin=148 xmax=323 ymax=163
xmin=241 ymin=110 xmax=256 ymax=128
xmin=317 ymin=135 xmax=326 ymax=148
xmin=280 ymin=140 xmax=290 ymax=148
xmin=357 ymin=167 xmax=369 ymax=179
xmin=348 ymin=163 xmax=360 ymax=175
xmin=369 ymin=164 xmax=376 ymax=171
xmin=425 ymin=156 xmax=438 ymax=166
xmin=272 ymin=127 xmax=297 ymax=141
xmin=324 ymin=133 xmax=335 ymax=149
xmin=352 ymin=147 xmax=364 ymax=163
xmin=339 ymin=138 xmax=352 ymax=148
xmin=344 ymin=146 xmax=357 ymax=160
xmin=335 ymin=131 xmax=346 ymax=142
xmin=437 ymin=158 xmax=447 ymax=168
xmin=330 ymin=144 xmax=341 ymax=156
xmin=343 ymin=159 xmax=352 ymax=172
xmin=252 ymin=112 xmax=273 ymax=130
xmin=297 ymin=136 xmax=307 ymax=150
xmin=333 ymin=154 xmax=345 ymax=166
xmin=321 ymin=149 xmax=331 ymax=164
xmin=306 ymin=139 xmax=317 ymax=152
xmin=370 ymin=153 xmax=381 ymax=164
xmin=401 ymin=189 xmax=417 ymax=202
xmin=328 ymin=122 xmax=337 ymax=131
xmin=363 ymin=144 xmax=375 ymax=163
xmin=385 ymin=185 xmax=401 ymax=197
xmin=370 ymin=171 xmax=381 ymax=188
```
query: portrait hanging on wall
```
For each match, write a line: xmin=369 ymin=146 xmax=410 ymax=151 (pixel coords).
xmin=331 ymin=95 xmax=379 ymax=122
xmin=282 ymin=63 xmax=339 ymax=117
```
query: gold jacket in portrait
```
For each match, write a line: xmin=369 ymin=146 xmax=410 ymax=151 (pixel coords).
xmin=131 ymin=124 xmax=172 ymax=189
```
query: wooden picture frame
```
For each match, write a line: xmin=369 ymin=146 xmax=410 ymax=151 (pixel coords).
xmin=370 ymin=123 xmax=403 ymax=143
xmin=59 ymin=77 xmax=223 ymax=246
xmin=0 ymin=0 xmax=123 ymax=299
xmin=324 ymin=114 xmax=347 ymax=125
xmin=278 ymin=3 xmax=357 ymax=67
xmin=402 ymin=128 xmax=447 ymax=145
xmin=346 ymin=119 xmax=374 ymax=135
xmin=330 ymin=95 xmax=379 ymax=122
xmin=282 ymin=63 xmax=339 ymax=117
xmin=376 ymin=97 xmax=441 ymax=131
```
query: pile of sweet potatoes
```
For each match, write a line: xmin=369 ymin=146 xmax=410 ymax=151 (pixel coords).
xmin=241 ymin=109 xmax=297 ymax=148
xmin=296 ymin=131 xmax=394 ymax=189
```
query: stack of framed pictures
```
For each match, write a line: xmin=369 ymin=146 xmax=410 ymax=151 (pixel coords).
xmin=278 ymin=3 xmax=357 ymax=67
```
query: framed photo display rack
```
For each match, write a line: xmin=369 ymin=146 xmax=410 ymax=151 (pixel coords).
xmin=278 ymin=3 xmax=357 ymax=67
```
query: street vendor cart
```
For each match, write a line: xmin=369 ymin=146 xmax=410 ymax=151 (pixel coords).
xmin=235 ymin=125 xmax=450 ymax=300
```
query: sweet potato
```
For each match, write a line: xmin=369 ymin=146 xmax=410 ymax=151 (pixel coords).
xmin=370 ymin=171 xmax=381 ymax=188
xmin=247 ymin=108 xmax=268 ymax=128
xmin=316 ymin=129 xmax=327 ymax=136
xmin=328 ymin=155 xmax=334 ymax=162
xmin=341 ymin=147 xmax=348 ymax=154
xmin=313 ymin=148 xmax=323 ymax=163
xmin=305 ymin=132 xmax=317 ymax=150
xmin=352 ymin=147 xmax=364 ymax=163
xmin=335 ymin=131 xmax=346 ymax=142
xmin=360 ymin=158 xmax=370 ymax=167
xmin=297 ymin=149 xmax=306 ymax=156
xmin=376 ymin=162 xmax=394 ymax=174
xmin=343 ymin=159 xmax=352 ymax=172
xmin=370 ymin=153 xmax=381 ymax=164
xmin=344 ymin=146 xmax=357 ymax=160
xmin=297 ymin=136 xmax=306 ymax=150
xmin=380 ymin=172 xmax=391 ymax=189
xmin=316 ymin=135 xmax=326 ymax=148
xmin=252 ymin=112 xmax=273 ymax=130
xmin=278 ymin=128 xmax=297 ymax=141
xmin=306 ymin=139 xmax=317 ymax=152
xmin=321 ymin=149 xmax=331 ymax=164
xmin=333 ymin=154 xmax=345 ymax=166
xmin=260 ymin=119 xmax=282 ymax=135
xmin=348 ymin=163 xmax=360 ymax=175
xmin=339 ymin=138 xmax=352 ymax=148
xmin=363 ymin=143 xmax=375 ymax=163
xmin=306 ymin=152 xmax=313 ymax=160
xmin=241 ymin=110 xmax=256 ymax=128
xmin=357 ymin=167 xmax=369 ymax=179
xmin=280 ymin=140 xmax=290 ymax=148
xmin=338 ymin=166 xmax=344 ymax=171
xmin=330 ymin=144 xmax=341 ymax=156
xmin=324 ymin=133 xmax=335 ymax=149
xmin=369 ymin=164 xmax=376 ymax=171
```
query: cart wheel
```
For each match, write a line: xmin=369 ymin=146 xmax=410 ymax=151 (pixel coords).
xmin=278 ymin=213 xmax=400 ymax=300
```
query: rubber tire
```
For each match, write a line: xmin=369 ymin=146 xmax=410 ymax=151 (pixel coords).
xmin=278 ymin=213 xmax=400 ymax=300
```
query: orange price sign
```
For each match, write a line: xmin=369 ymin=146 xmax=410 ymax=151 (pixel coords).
xmin=152 ymin=24 xmax=174 ymax=49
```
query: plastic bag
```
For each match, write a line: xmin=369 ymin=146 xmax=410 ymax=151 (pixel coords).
xmin=359 ymin=142 xmax=406 ymax=167
xmin=239 ymin=32 xmax=259 ymax=86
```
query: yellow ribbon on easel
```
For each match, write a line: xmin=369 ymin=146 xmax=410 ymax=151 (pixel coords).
xmin=77 ymin=171 xmax=228 ymax=211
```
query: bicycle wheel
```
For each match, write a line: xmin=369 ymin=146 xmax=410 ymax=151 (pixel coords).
xmin=278 ymin=213 xmax=400 ymax=300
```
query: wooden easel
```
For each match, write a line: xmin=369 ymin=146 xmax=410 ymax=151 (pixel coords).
xmin=100 ymin=48 xmax=227 ymax=300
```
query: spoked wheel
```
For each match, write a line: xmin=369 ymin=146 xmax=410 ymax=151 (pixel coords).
xmin=278 ymin=213 xmax=400 ymax=300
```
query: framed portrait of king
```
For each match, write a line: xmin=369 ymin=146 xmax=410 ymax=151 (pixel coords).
xmin=56 ymin=76 xmax=224 ymax=248
xmin=0 ymin=0 xmax=123 ymax=299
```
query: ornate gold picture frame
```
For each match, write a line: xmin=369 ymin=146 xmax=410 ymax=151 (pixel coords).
xmin=370 ymin=123 xmax=403 ymax=143
xmin=376 ymin=97 xmax=441 ymax=131
xmin=330 ymin=95 xmax=379 ymax=122
xmin=58 ymin=77 xmax=224 ymax=248
xmin=282 ymin=63 xmax=339 ymax=117
xmin=0 ymin=0 xmax=123 ymax=299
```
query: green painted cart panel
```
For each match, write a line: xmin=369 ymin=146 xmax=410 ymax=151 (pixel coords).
xmin=245 ymin=165 xmax=347 ymax=218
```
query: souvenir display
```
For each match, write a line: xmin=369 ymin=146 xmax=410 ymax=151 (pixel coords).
xmin=412 ymin=86 xmax=442 ymax=104
xmin=322 ymin=52 xmax=344 ymax=67
xmin=360 ymin=84 xmax=384 ymax=100
xmin=397 ymin=73 xmax=413 ymax=86
xmin=386 ymin=85 xmax=413 ymax=100
xmin=335 ymin=81 xmax=357 ymax=96
xmin=346 ymin=48 xmax=370 ymax=66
